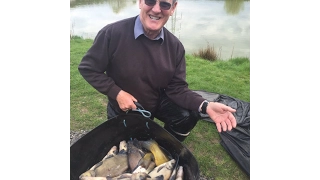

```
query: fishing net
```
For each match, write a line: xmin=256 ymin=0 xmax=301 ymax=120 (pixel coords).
xmin=70 ymin=114 xmax=200 ymax=180
xmin=194 ymin=90 xmax=250 ymax=176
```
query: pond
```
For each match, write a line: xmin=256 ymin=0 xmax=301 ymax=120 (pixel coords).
xmin=70 ymin=0 xmax=250 ymax=60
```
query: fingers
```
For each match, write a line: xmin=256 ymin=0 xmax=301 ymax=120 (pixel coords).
xmin=225 ymin=118 xmax=232 ymax=131
xmin=216 ymin=123 xmax=222 ymax=133
xmin=223 ymin=105 xmax=236 ymax=113
xmin=122 ymin=107 xmax=129 ymax=112
xmin=121 ymin=104 xmax=132 ymax=112
xmin=216 ymin=113 xmax=236 ymax=132
xmin=122 ymin=100 xmax=139 ymax=111
xmin=229 ymin=112 xmax=237 ymax=128
xmin=122 ymin=105 xmax=133 ymax=112
xmin=117 ymin=90 xmax=138 ymax=111
xmin=225 ymin=113 xmax=237 ymax=130
xmin=132 ymin=100 xmax=138 ymax=110
xmin=217 ymin=121 xmax=233 ymax=132
xmin=221 ymin=121 xmax=227 ymax=131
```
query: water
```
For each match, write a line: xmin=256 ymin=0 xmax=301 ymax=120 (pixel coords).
xmin=70 ymin=0 xmax=250 ymax=60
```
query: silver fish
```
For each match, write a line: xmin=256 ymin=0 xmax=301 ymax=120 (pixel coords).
xmin=102 ymin=146 xmax=118 ymax=160
xmin=94 ymin=145 xmax=128 ymax=177
xmin=79 ymin=158 xmax=102 ymax=178
xmin=132 ymin=162 xmax=156 ymax=175
xmin=79 ymin=169 xmax=96 ymax=179
xmin=107 ymin=173 xmax=131 ymax=180
xmin=168 ymin=166 xmax=177 ymax=180
xmin=119 ymin=140 xmax=128 ymax=153
xmin=127 ymin=139 xmax=146 ymax=172
xmin=80 ymin=177 xmax=108 ymax=180
xmin=129 ymin=172 xmax=150 ymax=180
xmin=79 ymin=141 xmax=129 ymax=179
xmin=145 ymin=161 xmax=156 ymax=174
xmin=148 ymin=159 xmax=176 ymax=180
xmin=105 ymin=172 xmax=150 ymax=180
xmin=168 ymin=155 xmax=179 ymax=180
xmin=81 ymin=145 xmax=119 ymax=179
xmin=132 ymin=166 xmax=147 ymax=174
xmin=175 ymin=166 xmax=183 ymax=180
xmin=95 ymin=155 xmax=128 ymax=177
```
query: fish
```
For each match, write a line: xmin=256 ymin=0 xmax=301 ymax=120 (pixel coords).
xmin=136 ymin=153 xmax=156 ymax=174
xmin=79 ymin=169 xmax=96 ymax=179
xmin=80 ymin=177 xmax=108 ymax=180
xmin=139 ymin=140 xmax=170 ymax=166
xmin=175 ymin=166 xmax=183 ymax=180
xmin=132 ymin=162 xmax=156 ymax=175
xmin=168 ymin=167 xmax=177 ymax=180
xmin=94 ymin=143 xmax=129 ymax=177
xmin=79 ymin=172 xmax=164 ymax=180
xmin=127 ymin=139 xmax=146 ymax=172
xmin=102 ymin=145 xmax=118 ymax=160
xmin=145 ymin=161 xmax=156 ymax=174
xmin=148 ymin=159 xmax=176 ymax=180
xmin=119 ymin=140 xmax=128 ymax=153
xmin=80 ymin=145 xmax=119 ymax=178
xmin=129 ymin=172 xmax=150 ymax=180
xmin=79 ymin=140 xmax=129 ymax=179
xmin=105 ymin=172 xmax=150 ymax=180
xmin=168 ymin=155 xmax=179 ymax=180
xmin=79 ymin=158 xmax=102 ymax=178
xmin=132 ymin=165 xmax=147 ymax=174
xmin=138 ymin=153 xmax=154 ymax=168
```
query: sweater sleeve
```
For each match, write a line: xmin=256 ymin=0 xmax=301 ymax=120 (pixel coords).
xmin=165 ymin=43 xmax=205 ymax=111
xmin=78 ymin=26 xmax=121 ymax=100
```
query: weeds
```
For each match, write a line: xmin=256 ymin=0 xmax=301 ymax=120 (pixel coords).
xmin=193 ymin=43 xmax=218 ymax=61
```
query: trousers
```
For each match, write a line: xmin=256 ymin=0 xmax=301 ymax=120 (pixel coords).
xmin=107 ymin=92 xmax=200 ymax=141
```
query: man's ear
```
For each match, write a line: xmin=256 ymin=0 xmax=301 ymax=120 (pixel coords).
xmin=170 ymin=1 xmax=178 ymax=16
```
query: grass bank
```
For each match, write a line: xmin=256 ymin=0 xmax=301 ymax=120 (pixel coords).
xmin=70 ymin=37 xmax=250 ymax=179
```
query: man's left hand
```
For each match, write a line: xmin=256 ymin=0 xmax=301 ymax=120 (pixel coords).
xmin=206 ymin=102 xmax=237 ymax=132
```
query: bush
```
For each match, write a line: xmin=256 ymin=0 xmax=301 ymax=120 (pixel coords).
xmin=192 ymin=44 xmax=218 ymax=61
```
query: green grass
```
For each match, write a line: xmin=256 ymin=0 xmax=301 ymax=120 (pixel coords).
xmin=70 ymin=37 xmax=250 ymax=179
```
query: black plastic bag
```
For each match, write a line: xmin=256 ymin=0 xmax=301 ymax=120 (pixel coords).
xmin=194 ymin=90 xmax=250 ymax=176
xmin=70 ymin=113 xmax=200 ymax=180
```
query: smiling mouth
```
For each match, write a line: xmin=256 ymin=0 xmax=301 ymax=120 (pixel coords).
xmin=149 ymin=15 xmax=160 ymax=20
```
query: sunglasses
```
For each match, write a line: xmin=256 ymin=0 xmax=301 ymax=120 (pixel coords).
xmin=145 ymin=0 xmax=172 ymax=10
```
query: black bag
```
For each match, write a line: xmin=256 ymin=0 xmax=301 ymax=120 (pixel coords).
xmin=194 ymin=90 xmax=250 ymax=176
xmin=70 ymin=113 xmax=200 ymax=180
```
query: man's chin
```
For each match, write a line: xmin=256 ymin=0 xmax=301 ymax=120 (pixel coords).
xmin=145 ymin=27 xmax=161 ymax=33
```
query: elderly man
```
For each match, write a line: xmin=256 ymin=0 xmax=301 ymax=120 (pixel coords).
xmin=78 ymin=0 xmax=237 ymax=141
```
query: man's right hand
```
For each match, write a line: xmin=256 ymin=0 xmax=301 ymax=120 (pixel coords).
xmin=116 ymin=90 xmax=138 ymax=111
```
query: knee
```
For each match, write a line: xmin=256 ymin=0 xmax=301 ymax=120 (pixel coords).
xmin=171 ymin=110 xmax=200 ymax=128
xmin=164 ymin=110 xmax=200 ymax=141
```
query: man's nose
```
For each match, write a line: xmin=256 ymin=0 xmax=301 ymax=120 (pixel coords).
xmin=151 ymin=1 xmax=162 ymax=12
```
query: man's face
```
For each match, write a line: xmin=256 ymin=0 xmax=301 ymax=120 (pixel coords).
xmin=139 ymin=0 xmax=177 ymax=36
